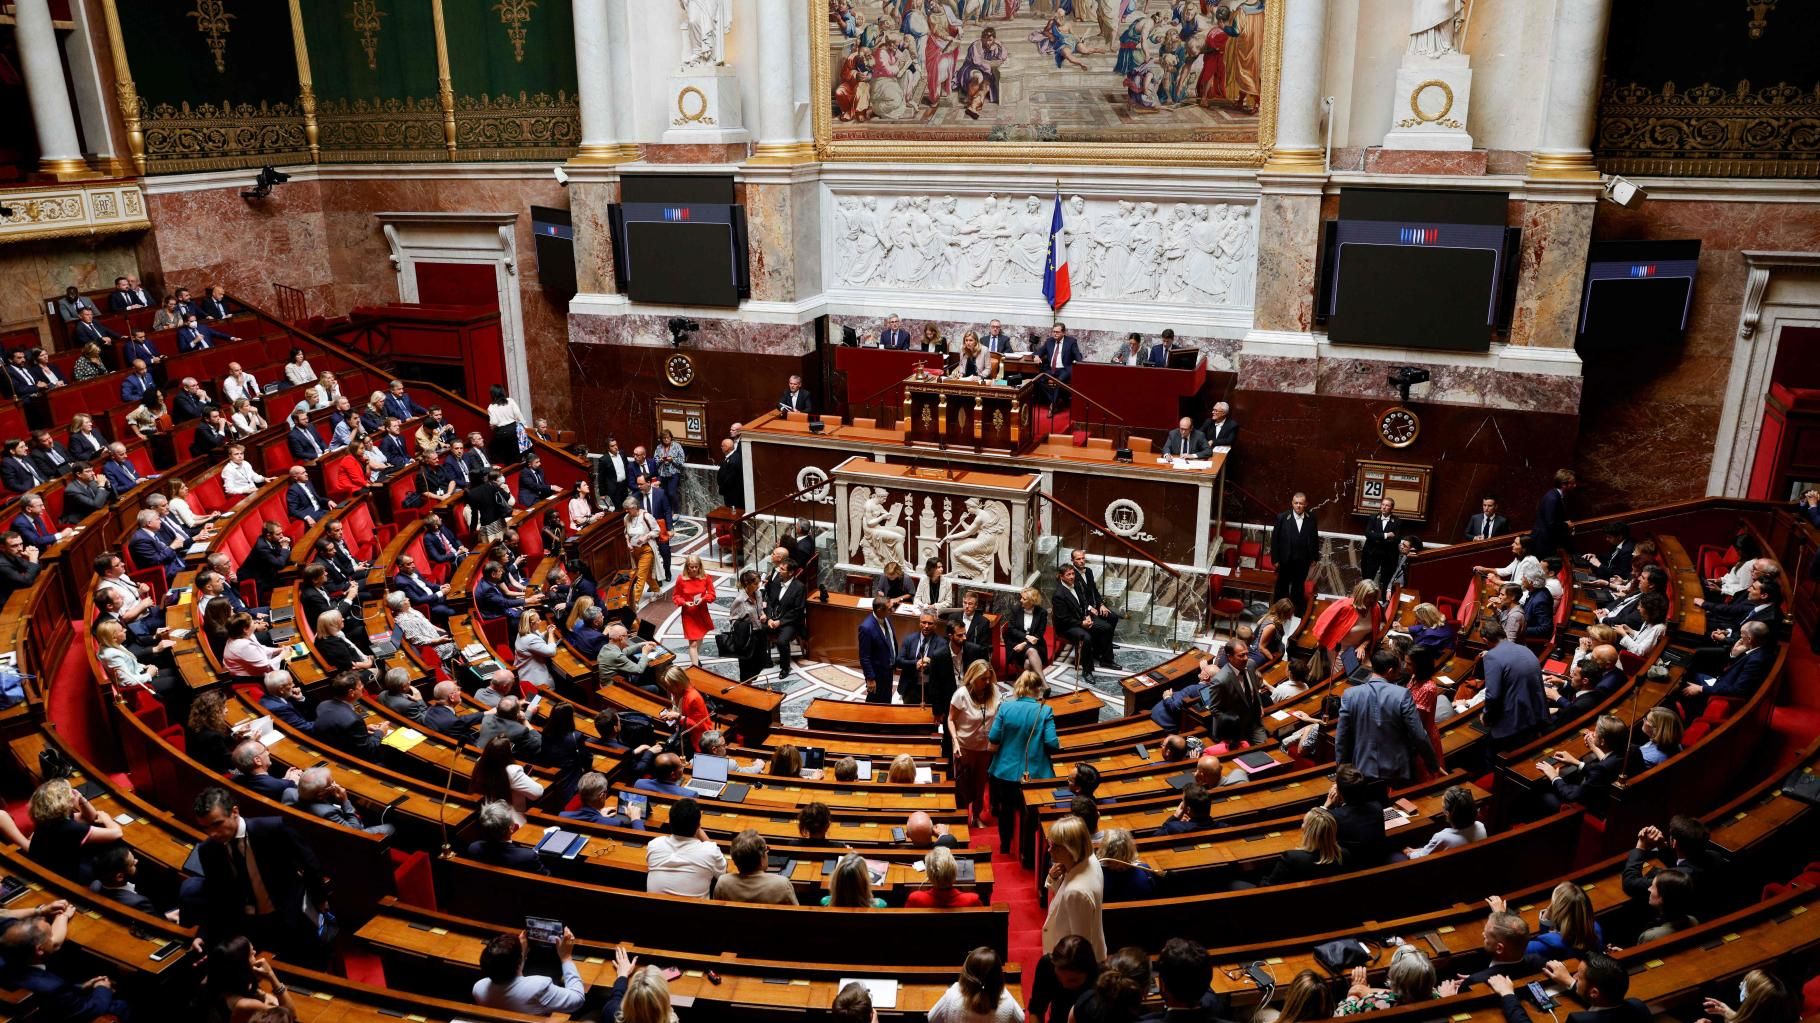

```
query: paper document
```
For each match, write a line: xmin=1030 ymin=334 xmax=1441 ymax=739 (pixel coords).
xmin=839 ymin=979 xmax=899 ymax=1009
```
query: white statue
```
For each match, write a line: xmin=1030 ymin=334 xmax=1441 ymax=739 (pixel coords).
xmin=1407 ymin=0 xmax=1465 ymax=58
xmin=943 ymin=498 xmax=1011 ymax=583
xmin=847 ymin=487 xmax=907 ymax=569
xmin=678 ymin=0 xmax=731 ymax=70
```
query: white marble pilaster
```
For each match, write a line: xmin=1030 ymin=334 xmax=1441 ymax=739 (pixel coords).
xmin=1529 ymin=0 xmax=1615 ymax=178
xmin=749 ymin=0 xmax=810 ymax=162
xmin=15 ymin=0 xmax=90 ymax=178
xmin=1264 ymin=0 xmax=1330 ymax=172
xmin=570 ymin=0 xmax=638 ymax=162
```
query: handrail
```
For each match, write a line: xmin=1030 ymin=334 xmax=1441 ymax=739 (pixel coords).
xmin=1030 ymin=371 xmax=1126 ymax=425
xmin=1035 ymin=489 xmax=1183 ymax=579
xmin=734 ymin=478 xmax=839 ymax=525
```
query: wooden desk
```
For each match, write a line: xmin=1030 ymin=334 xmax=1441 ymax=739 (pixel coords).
xmin=903 ymin=375 xmax=1035 ymax=453
xmin=1068 ymin=356 xmax=1210 ymax=431
xmin=803 ymin=689 xmax=1097 ymax=734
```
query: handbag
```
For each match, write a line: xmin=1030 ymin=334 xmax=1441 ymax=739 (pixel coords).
xmin=38 ymin=746 xmax=76 ymax=781
xmin=1313 ymin=939 xmax=1379 ymax=975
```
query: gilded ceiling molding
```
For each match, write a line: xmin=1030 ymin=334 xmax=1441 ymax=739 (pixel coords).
xmin=317 ymin=96 xmax=448 ymax=159
xmin=453 ymin=90 xmax=578 ymax=162
xmin=96 ymin=0 xmax=146 ymax=176
xmin=1596 ymin=78 xmax=1820 ymax=178
xmin=492 ymin=0 xmax=537 ymax=63
xmin=289 ymin=0 xmax=320 ymax=162
xmin=189 ymin=0 xmax=235 ymax=73
xmin=140 ymin=99 xmax=310 ymax=173
xmin=0 ymin=180 xmax=152 ymax=243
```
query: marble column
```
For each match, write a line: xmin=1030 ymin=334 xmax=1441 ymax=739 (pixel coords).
xmin=1507 ymin=181 xmax=1602 ymax=348
xmin=1528 ymin=0 xmax=1615 ymax=178
xmin=1262 ymin=0 xmax=1329 ymax=173
xmin=15 ymin=0 xmax=92 ymax=179
xmin=570 ymin=0 xmax=638 ymax=163
xmin=748 ymin=0 xmax=813 ymax=163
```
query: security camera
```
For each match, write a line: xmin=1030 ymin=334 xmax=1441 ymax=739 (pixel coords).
xmin=1387 ymin=366 xmax=1431 ymax=403
xmin=553 ymin=166 xmax=569 ymax=187
xmin=1603 ymin=175 xmax=1647 ymax=209
xmin=241 ymin=165 xmax=291 ymax=201
xmin=667 ymin=317 xmax=700 ymax=347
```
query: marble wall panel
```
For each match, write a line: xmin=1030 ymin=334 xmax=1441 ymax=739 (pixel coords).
xmin=744 ymin=180 xmax=798 ymax=304
xmin=1507 ymin=200 xmax=1596 ymax=349
xmin=569 ymin=312 xmax=815 ymax=356
xmin=1251 ymin=191 xmax=1320 ymax=333
xmin=568 ymin=180 xmax=619 ymax=297
xmin=0 ymin=236 xmax=142 ymax=346
xmin=140 ymin=179 xmax=336 ymax=316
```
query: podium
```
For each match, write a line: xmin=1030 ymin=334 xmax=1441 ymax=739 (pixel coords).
xmin=902 ymin=374 xmax=1035 ymax=454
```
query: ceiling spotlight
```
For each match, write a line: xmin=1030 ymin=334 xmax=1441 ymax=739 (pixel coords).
xmin=241 ymin=165 xmax=290 ymax=201
xmin=553 ymin=165 xmax=570 ymax=187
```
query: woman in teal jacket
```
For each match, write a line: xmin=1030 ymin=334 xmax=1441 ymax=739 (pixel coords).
xmin=988 ymin=670 xmax=1060 ymax=855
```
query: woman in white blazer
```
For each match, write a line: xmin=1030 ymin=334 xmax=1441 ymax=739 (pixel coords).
xmin=1041 ymin=814 xmax=1106 ymax=959
xmin=513 ymin=608 xmax=560 ymax=688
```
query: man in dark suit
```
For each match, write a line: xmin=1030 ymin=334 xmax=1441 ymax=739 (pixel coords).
xmin=1 ymin=440 xmax=44 ymax=493
xmin=779 ymin=374 xmax=814 ymax=415
xmin=171 ymin=377 xmax=217 ymax=421
xmin=638 ymin=475 xmax=674 ymax=581
xmin=118 ymin=360 xmax=155 ymax=405
xmin=100 ymin=444 xmax=144 ymax=493
xmin=423 ymin=680 xmax=484 ymax=743
xmin=1194 ymin=403 xmax=1238 ymax=449
xmin=392 ymin=552 xmax=455 ymax=625
xmin=313 ymin=673 xmax=389 ymax=758
xmin=67 ymin=307 xmax=121 ymax=349
xmin=176 ymin=315 xmax=234 ymax=352
xmin=229 ymin=737 xmax=301 ymax=801
xmin=191 ymin=787 xmax=330 ymax=964
xmin=1052 ymin=564 xmax=1109 ymax=679
xmin=859 ymin=597 xmax=898 ymax=703
xmin=190 ymin=409 xmax=232 ymax=459
xmin=598 ymin=437 xmax=637 ymax=508
xmin=474 ymin=561 xmax=526 ymax=623
xmin=0 ymin=903 xmax=136 ymax=1021
xmin=1161 ymin=417 xmax=1211 ymax=459
xmin=465 ymin=800 xmax=548 ymax=874
xmin=1672 ymin=620 xmax=1773 ymax=718
xmin=517 ymin=451 xmax=556 ymax=506
xmin=957 ymin=590 xmax=993 ymax=666
xmin=1583 ymin=521 xmax=1634 ymax=580
xmin=459 ymin=431 xmax=492 ymax=476
xmin=2 ymin=349 xmax=39 ymax=400
xmin=420 ymin=513 xmax=466 ymax=573
xmin=1620 ymin=816 xmax=1726 ymax=917
xmin=1464 ymin=496 xmax=1509 ymax=543
xmin=383 ymin=379 xmax=429 ymax=420
xmin=199 ymin=285 xmax=231 ymax=320
xmin=1360 ymin=496 xmax=1401 ymax=592
xmin=243 ymin=521 xmax=292 ymax=600
xmin=259 ymin=672 xmax=315 ymax=734
xmin=285 ymin=465 xmax=329 ymax=524
xmin=893 ymin=612 xmax=943 ymax=706
xmin=376 ymin=419 xmax=411 ymax=470
xmin=1706 ymin=577 xmax=1781 ymax=648
xmin=127 ymin=509 xmax=185 ymax=580
xmin=980 ymin=319 xmax=1015 ymax=354
xmin=1067 ymin=549 xmax=1119 ymax=661
xmin=107 ymin=276 xmax=149 ymax=312
xmin=1479 ymin=618 xmax=1548 ymax=753
xmin=763 ymin=560 xmax=807 ymax=681
xmin=1336 ymin=648 xmax=1436 ymax=786
xmin=1035 ymin=322 xmax=1082 ymax=405
xmin=716 ymin=438 xmax=744 ymax=511
xmin=123 ymin=330 xmax=161 ymax=367
xmin=1489 ymin=955 xmax=1649 ymax=1023
xmin=12 ymin=495 xmax=64 ymax=550
xmin=287 ymin=412 xmax=327 ymax=462
xmin=1531 ymin=468 xmax=1576 ymax=555
xmin=60 ymin=464 xmax=112 ymax=524
xmin=1270 ymin=492 xmax=1319 ymax=614
xmin=171 ymin=287 xmax=198 ymax=321
xmin=27 ymin=430 xmax=72 ymax=478
xmin=878 ymin=314 xmax=912 ymax=350
xmin=0 ymin=531 xmax=42 ymax=601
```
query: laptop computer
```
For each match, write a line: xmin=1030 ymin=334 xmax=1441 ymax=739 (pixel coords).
xmin=684 ymin=754 xmax=730 ymax=799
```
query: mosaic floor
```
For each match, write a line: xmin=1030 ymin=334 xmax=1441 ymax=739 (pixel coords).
xmin=639 ymin=518 xmax=1193 ymax=728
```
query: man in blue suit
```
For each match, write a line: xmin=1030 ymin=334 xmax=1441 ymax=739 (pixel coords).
xmin=12 ymin=495 xmax=67 ymax=550
xmin=568 ymin=604 xmax=608 ymax=660
xmin=119 ymin=359 xmax=155 ymax=404
xmin=260 ymin=672 xmax=315 ymax=733
xmin=518 ymin=451 xmax=557 ymax=506
xmin=383 ymin=379 xmax=429 ymax=420
xmin=67 ymin=307 xmax=122 ymax=350
xmin=284 ymin=465 xmax=329 ymax=524
xmin=229 ymin=737 xmax=301 ymax=801
xmin=474 ymin=561 xmax=526 ymax=623
xmin=391 ymin=552 xmax=455 ymax=626
xmin=1479 ymin=618 xmax=1548 ymax=754
xmin=637 ymin=475 xmax=674 ymax=582
xmin=123 ymin=330 xmax=162 ymax=367
xmin=127 ymin=509 xmax=185 ymax=581
xmin=287 ymin=411 xmax=326 ymax=462
xmin=858 ymin=597 xmax=897 ymax=703
xmin=1519 ymin=582 xmax=1555 ymax=642
xmin=0 ymin=903 xmax=135 ymax=1021
xmin=1673 ymin=620 xmax=1774 ymax=718
xmin=420 ymin=512 xmax=466 ymax=571
xmin=878 ymin=313 xmax=912 ymax=350
xmin=1036 ymin=322 xmax=1082 ymax=406
xmin=176 ymin=314 xmax=235 ymax=352
xmin=100 ymin=443 xmax=146 ymax=493
xmin=1530 ymin=468 xmax=1576 ymax=555
xmin=377 ymin=418 xmax=412 ymax=469
xmin=1336 ymin=647 xmax=1436 ymax=786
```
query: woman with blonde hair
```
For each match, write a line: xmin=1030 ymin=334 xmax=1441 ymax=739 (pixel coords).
xmin=94 ymin=618 xmax=173 ymax=695
xmin=1257 ymin=806 xmax=1346 ymax=887
xmin=987 ymin=670 xmax=1057 ymax=854
xmin=1407 ymin=602 xmax=1456 ymax=657
xmin=73 ymin=342 xmax=108 ymax=381
xmin=928 ymin=946 xmax=1023 ymax=1022
xmin=1637 ymin=705 xmax=1684 ymax=768
xmin=907 ymin=845 xmax=983 ymax=908
xmin=514 ymin=608 xmax=559 ymax=688
xmin=671 ymin=554 xmax=717 ymax=667
xmin=949 ymin=659 xmax=1000 ymax=827
xmin=1004 ymin=587 xmax=1048 ymax=675
xmin=1097 ymin=827 xmax=1158 ymax=903
xmin=617 ymin=964 xmax=680 ymax=1023
xmin=1256 ymin=968 xmax=1329 ymax=1023
xmin=1250 ymin=598 xmax=1297 ymax=668
xmin=230 ymin=397 xmax=268 ymax=435
xmin=886 ymin=752 xmax=918 ymax=783
xmin=26 ymin=777 xmax=123 ymax=881
xmin=315 ymin=609 xmax=373 ymax=672
xmin=821 ymin=852 xmax=886 ymax=908
xmin=659 ymin=664 xmax=711 ymax=754
xmin=1520 ymin=882 xmax=1602 ymax=960
xmin=1315 ymin=578 xmax=1380 ymax=652
xmin=1703 ymin=969 xmax=1794 ymax=1023
xmin=1042 ymin=814 xmax=1105 ymax=957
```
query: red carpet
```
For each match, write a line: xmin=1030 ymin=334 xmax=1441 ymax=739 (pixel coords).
xmin=988 ymin=835 xmax=1046 ymax=999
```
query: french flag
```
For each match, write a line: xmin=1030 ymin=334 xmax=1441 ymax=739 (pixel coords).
xmin=1043 ymin=193 xmax=1071 ymax=311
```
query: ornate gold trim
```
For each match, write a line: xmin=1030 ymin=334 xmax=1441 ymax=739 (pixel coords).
xmin=1409 ymin=79 xmax=1453 ymax=122
xmin=316 ymin=95 xmax=448 ymax=158
xmin=97 ymin=0 xmax=145 ymax=176
xmin=746 ymin=141 xmax=819 ymax=164
xmin=431 ymin=0 xmax=458 ymax=158
xmin=345 ymin=0 xmax=387 ymax=70
xmin=188 ymin=0 xmax=235 ymax=73
xmin=452 ymin=90 xmax=579 ymax=162
xmin=1528 ymin=150 xmax=1600 ymax=179
xmin=808 ymin=0 xmax=1282 ymax=166
xmin=140 ymin=99 xmax=311 ymax=174
xmin=1261 ymin=146 xmax=1324 ymax=173
xmin=570 ymin=143 xmax=642 ymax=164
xmin=492 ymin=0 xmax=538 ymax=63
xmin=37 ymin=158 xmax=98 ymax=180
xmin=676 ymin=86 xmax=710 ymax=124
xmin=1596 ymin=79 xmax=1820 ymax=179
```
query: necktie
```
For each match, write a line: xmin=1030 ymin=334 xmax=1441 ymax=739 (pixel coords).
xmin=233 ymin=836 xmax=276 ymax=915
xmin=1482 ymin=520 xmax=1491 ymax=540
xmin=1052 ymin=343 xmax=1063 ymax=368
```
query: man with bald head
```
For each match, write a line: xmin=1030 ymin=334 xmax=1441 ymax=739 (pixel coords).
xmin=634 ymin=753 xmax=692 ymax=798
xmin=903 ymin=810 xmax=959 ymax=849
xmin=1193 ymin=753 xmax=1245 ymax=788
xmin=1162 ymin=416 xmax=1210 ymax=459
xmin=716 ymin=437 xmax=744 ymax=511
xmin=473 ymin=668 xmax=518 ymax=709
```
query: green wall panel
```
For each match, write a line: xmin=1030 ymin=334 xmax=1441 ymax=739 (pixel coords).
xmin=304 ymin=0 xmax=446 ymax=159
xmin=444 ymin=0 xmax=579 ymax=160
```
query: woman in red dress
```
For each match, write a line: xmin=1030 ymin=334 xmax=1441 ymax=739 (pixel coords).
xmin=672 ymin=554 xmax=718 ymax=668
xmin=1405 ymin=647 xmax=1447 ymax=780
xmin=660 ymin=665 xmax=712 ymax=754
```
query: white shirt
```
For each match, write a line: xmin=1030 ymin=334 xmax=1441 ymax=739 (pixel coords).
xmin=949 ymin=686 xmax=999 ymax=753
xmin=644 ymin=834 xmax=726 ymax=898
xmin=1719 ymin=559 xmax=1756 ymax=597
xmin=503 ymin=764 xmax=543 ymax=823
xmin=168 ymin=496 xmax=206 ymax=529
xmin=222 ymin=372 xmax=260 ymax=404
xmin=222 ymin=461 xmax=265 ymax=495
xmin=284 ymin=361 xmax=317 ymax=385
xmin=395 ymin=608 xmax=443 ymax=647
xmin=231 ymin=411 xmax=266 ymax=434
xmin=927 ymin=984 xmax=1026 ymax=1023
xmin=1621 ymin=622 xmax=1664 ymax=656
xmin=472 ymin=963 xmax=586 ymax=1016
xmin=487 ymin=398 xmax=526 ymax=428
xmin=1500 ymin=554 xmax=1540 ymax=582
xmin=626 ymin=510 xmax=658 ymax=553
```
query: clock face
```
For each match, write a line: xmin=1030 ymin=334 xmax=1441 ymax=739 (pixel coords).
xmin=1378 ymin=406 xmax=1420 ymax=448
xmin=665 ymin=353 xmax=696 ymax=388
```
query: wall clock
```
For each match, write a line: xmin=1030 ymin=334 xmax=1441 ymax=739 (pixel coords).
xmin=665 ymin=352 xmax=696 ymax=388
xmin=1377 ymin=406 xmax=1421 ymax=448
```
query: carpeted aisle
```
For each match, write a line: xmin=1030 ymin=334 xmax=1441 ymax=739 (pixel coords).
xmin=988 ymin=836 xmax=1047 ymax=1000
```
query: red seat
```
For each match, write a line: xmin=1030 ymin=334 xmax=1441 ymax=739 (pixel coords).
xmin=1683 ymin=720 xmax=1713 ymax=745
xmin=1702 ymin=698 xmax=1735 ymax=722
xmin=1209 ymin=575 xmax=1246 ymax=633
xmin=389 ymin=849 xmax=438 ymax=910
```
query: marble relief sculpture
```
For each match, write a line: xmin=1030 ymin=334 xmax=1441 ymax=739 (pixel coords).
xmin=943 ymin=498 xmax=1011 ymax=583
xmin=833 ymin=191 xmax=1255 ymax=307
xmin=849 ymin=487 xmax=909 ymax=568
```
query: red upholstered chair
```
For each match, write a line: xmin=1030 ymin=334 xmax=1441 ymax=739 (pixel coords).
xmin=1209 ymin=575 xmax=1246 ymax=634
xmin=389 ymin=849 xmax=438 ymax=910
xmin=476 ymin=613 xmax=511 ymax=659
xmin=119 ymin=545 xmax=169 ymax=601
